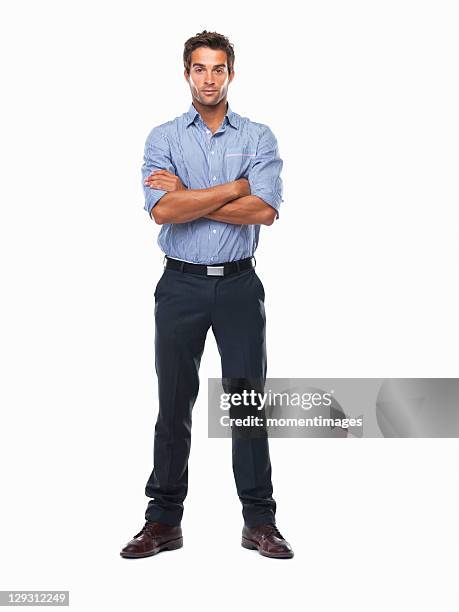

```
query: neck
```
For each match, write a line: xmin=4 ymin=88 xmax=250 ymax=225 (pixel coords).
xmin=192 ymin=98 xmax=227 ymax=126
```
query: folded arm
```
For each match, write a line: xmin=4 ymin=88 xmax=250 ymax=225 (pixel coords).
xmin=147 ymin=177 xmax=247 ymax=225
xmin=204 ymin=196 xmax=277 ymax=226
xmin=141 ymin=124 xmax=283 ymax=226
xmin=145 ymin=174 xmax=274 ymax=225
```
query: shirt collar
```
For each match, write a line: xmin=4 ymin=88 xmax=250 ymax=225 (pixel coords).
xmin=185 ymin=101 xmax=239 ymax=130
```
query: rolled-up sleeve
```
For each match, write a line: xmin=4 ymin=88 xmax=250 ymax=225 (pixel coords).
xmin=248 ymin=125 xmax=284 ymax=220
xmin=141 ymin=127 xmax=175 ymax=216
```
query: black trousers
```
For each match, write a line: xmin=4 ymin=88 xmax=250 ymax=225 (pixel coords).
xmin=144 ymin=260 xmax=277 ymax=528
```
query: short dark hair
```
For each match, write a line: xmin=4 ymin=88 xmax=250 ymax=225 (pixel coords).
xmin=183 ymin=30 xmax=235 ymax=75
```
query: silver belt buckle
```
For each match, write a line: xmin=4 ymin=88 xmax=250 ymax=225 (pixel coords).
xmin=207 ymin=265 xmax=225 ymax=276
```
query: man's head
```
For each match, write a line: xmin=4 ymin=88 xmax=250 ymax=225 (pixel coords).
xmin=183 ymin=30 xmax=235 ymax=107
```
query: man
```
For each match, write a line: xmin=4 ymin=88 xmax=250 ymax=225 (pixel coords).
xmin=120 ymin=30 xmax=293 ymax=559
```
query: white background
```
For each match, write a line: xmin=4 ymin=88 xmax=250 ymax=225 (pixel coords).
xmin=1 ymin=0 xmax=459 ymax=610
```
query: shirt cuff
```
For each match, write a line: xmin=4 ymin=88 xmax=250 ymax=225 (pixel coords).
xmin=144 ymin=188 xmax=168 ymax=216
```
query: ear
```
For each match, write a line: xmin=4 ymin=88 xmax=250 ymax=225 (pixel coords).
xmin=184 ymin=69 xmax=190 ymax=82
xmin=229 ymin=70 xmax=235 ymax=84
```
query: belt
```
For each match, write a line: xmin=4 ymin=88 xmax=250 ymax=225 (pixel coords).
xmin=163 ymin=255 xmax=256 ymax=276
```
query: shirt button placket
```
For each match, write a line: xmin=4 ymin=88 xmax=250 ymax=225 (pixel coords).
xmin=204 ymin=125 xmax=218 ymax=262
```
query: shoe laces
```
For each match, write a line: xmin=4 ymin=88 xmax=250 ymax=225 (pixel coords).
xmin=134 ymin=520 xmax=157 ymax=539
xmin=259 ymin=523 xmax=284 ymax=540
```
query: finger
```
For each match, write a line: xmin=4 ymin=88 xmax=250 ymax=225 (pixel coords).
xmin=145 ymin=176 xmax=167 ymax=185
xmin=146 ymin=176 xmax=171 ymax=185
xmin=152 ymin=176 xmax=175 ymax=185
xmin=145 ymin=172 xmax=173 ymax=184
xmin=152 ymin=169 xmax=173 ymax=177
xmin=149 ymin=181 xmax=172 ymax=191
xmin=145 ymin=179 xmax=164 ymax=188
xmin=145 ymin=170 xmax=163 ymax=180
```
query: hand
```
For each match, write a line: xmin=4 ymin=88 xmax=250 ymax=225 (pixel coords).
xmin=234 ymin=178 xmax=251 ymax=198
xmin=144 ymin=169 xmax=186 ymax=192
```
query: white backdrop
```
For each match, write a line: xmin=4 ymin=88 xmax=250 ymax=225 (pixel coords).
xmin=1 ymin=1 xmax=459 ymax=610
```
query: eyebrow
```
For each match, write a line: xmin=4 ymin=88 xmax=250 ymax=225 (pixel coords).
xmin=192 ymin=63 xmax=227 ymax=68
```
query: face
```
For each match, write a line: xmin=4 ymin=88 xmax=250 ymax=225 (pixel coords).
xmin=185 ymin=46 xmax=234 ymax=106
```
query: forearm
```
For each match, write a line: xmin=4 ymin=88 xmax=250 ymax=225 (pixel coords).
xmin=151 ymin=182 xmax=240 ymax=224
xmin=203 ymin=196 xmax=272 ymax=225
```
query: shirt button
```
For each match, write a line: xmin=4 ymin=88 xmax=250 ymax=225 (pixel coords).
xmin=211 ymin=151 xmax=214 ymax=155
xmin=212 ymin=176 xmax=216 ymax=181
xmin=213 ymin=229 xmax=216 ymax=233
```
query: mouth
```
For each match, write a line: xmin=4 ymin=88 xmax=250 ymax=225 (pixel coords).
xmin=202 ymin=90 xmax=217 ymax=93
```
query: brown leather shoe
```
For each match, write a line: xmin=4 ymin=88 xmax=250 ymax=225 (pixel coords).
xmin=242 ymin=523 xmax=294 ymax=558
xmin=120 ymin=521 xmax=183 ymax=558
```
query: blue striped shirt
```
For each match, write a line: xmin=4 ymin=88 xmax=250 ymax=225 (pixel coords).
xmin=141 ymin=101 xmax=284 ymax=264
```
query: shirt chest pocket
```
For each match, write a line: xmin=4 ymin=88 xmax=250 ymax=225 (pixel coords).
xmin=224 ymin=145 xmax=257 ymax=180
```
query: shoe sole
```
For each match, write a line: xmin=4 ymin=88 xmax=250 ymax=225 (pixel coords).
xmin=241 ymin=536 xmax=294 ymax=559
xmin=120 ymin=536 xmax=183 ymax=558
